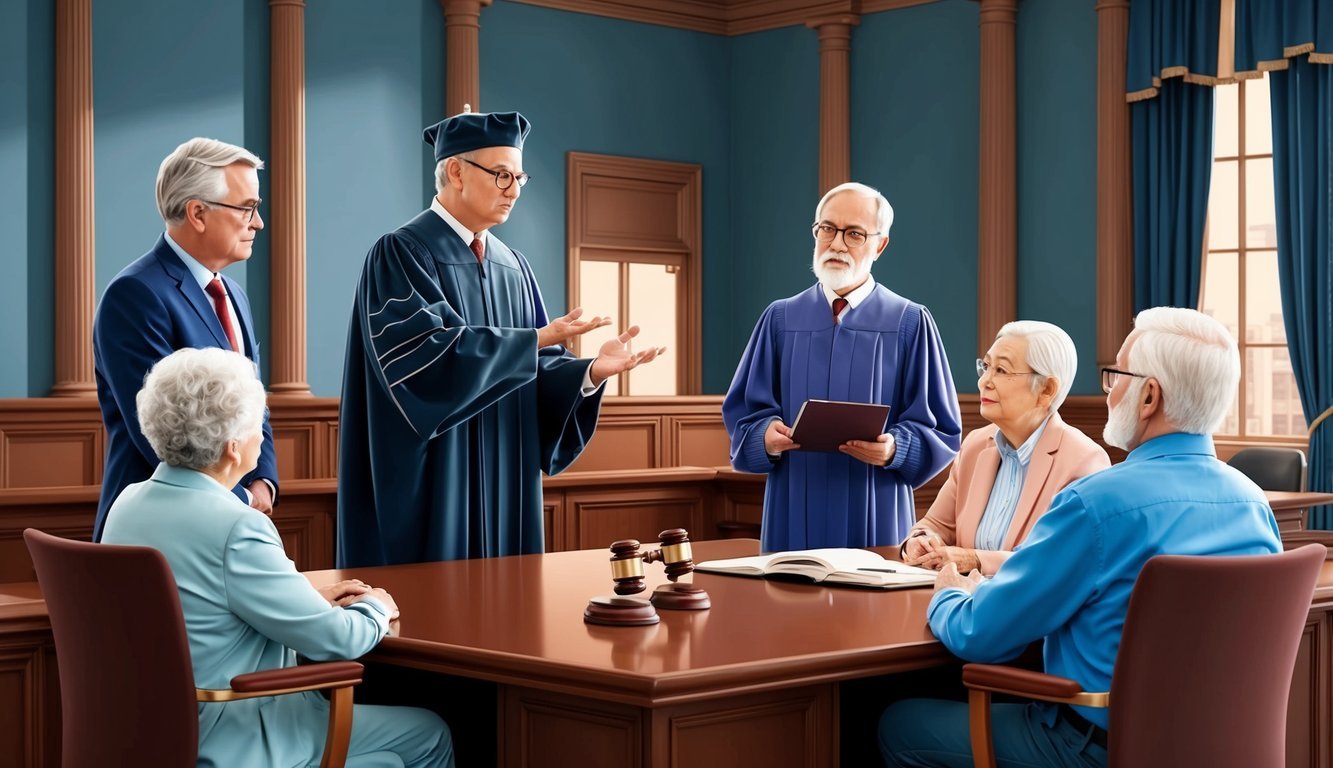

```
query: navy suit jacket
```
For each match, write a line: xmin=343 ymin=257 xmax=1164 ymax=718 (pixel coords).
xmin=92 ymin=235 xmax=278 ymax=540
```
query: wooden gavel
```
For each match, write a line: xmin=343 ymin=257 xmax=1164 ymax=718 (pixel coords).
xmin=609 ymin=528 xmax=695 ymax=595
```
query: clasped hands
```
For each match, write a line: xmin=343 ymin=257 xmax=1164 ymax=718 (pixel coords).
xmin=537 ymin=307 xmax=666 ymax=386
xmin=318 ymin=579 xmax=401 ymax=621
xmin=762 ymin=419 xmax=897 ymax=467
xmin=902 ymin=532 xmax=981 ymax=574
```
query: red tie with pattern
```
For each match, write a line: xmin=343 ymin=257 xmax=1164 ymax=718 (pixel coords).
xmin=205 ymin=277 xmax=241 ymax=353
xmin=832 ymin=297 xmax=849 ymax=324
xmin=470 ymin=236 xmax=485 ymax=263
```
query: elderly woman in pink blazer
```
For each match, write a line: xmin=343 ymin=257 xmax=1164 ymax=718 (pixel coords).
xmin=900 ymin=321 xmax=1110 ymax=575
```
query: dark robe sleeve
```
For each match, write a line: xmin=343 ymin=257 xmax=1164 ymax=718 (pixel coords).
xmin=355 ymin=232 xmax=542 ymax=439
xmin=722 ymin=302 xmax=785 ymax=474
xmin=519 ymin=251 xmax=604 ymax=475
xmin=884 ymin=305 xmax=963 ymax=487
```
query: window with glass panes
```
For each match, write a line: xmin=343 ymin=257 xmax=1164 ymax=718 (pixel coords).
xmin=1200 ymin=74 xmax=1307 ymax=439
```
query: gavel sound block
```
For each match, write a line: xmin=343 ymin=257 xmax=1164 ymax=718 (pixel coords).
xmin=583 ymin=528 xmax=712 ymax=627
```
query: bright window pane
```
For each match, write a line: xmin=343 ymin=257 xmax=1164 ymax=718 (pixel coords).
xmin=1199 ymin=251 xmax=1239 ymax=338
xmin=1245 ymin=346 xmax=1307 ymax=436
xmin=1244 ymin=157 xmax=1276 ymax=248
xmin=578 ymin=260 xmax=621 ymax=395
xmin=1207 ymin=160 xmax=1239 ymax=250
xmin=1244 ymin=250 xmax=1286 ymax=344
xmin=626 ymin=263 xmax=678 ymax=396
xmin=1244 ymin=74 xmax=1272 ymax=155
xmin=1215 ymin=83 xmax=1239 ymax=157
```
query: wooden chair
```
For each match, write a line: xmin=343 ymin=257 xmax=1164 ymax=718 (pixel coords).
xmin=1228 ymin=446 xmax=1307 ymax=492
xmin=24 ymin=528 xmax=363 ymax=768
xmin=963 ymin=543 xmax=1326 ymax=768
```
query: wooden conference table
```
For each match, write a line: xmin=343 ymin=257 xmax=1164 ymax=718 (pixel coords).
xmin=308 ymin=539 xmax=949 ymax=768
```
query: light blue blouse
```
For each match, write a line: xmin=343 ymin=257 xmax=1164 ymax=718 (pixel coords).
xmin=973 ymin=416 xmax=1050 ymax=550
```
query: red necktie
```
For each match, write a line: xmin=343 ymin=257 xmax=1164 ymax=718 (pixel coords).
xmin=205 ymin=277 xmax=241 ymax=353
xmin=470 ymin=236 xmax=485 ymax=263
xmin=832 ymin=297 xmax=848 ymax=324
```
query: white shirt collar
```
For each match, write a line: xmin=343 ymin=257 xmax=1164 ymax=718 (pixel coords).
xmin=821 ymin=274 xmax=877 ymax=309
xmin=163 ymin=231 xmax=220 ymax=292
xmin=430 ymin=196 xmax=485 ymax=248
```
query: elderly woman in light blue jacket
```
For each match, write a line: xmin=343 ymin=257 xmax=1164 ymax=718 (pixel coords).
xmin=102 ymin=347 xmax=453 ymax=768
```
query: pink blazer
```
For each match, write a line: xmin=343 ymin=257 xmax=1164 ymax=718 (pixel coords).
xmin=910 ymin=413 xmax=1110 ymax=574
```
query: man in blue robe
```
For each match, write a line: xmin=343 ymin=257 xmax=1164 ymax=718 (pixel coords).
xmin=723 ymin=182 xmax=962 ymax=551
xmin=338 ymin=110 xmax=663 ymax=567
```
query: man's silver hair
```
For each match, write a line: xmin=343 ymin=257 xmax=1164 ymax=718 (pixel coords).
xmin=814 ymin=182 xmax=895 ymax=237
xmin=136 ymin=347 xmax=266 ymax=470
xmin=995 ymin=320 xmax=1078 ymax=412
xmin=156 ymin=138 xmax=263 ymax=226
xmin=1127 ymin=306 xmax=1240 ymax=434
xmin=434 ymin=151 xmax=476 ymax=196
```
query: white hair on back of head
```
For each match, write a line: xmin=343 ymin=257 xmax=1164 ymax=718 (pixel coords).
xmin=1127 ymin=306 xmax=1240 ymax=434
xmin=995 ymin=320 xmax=1078 ymax=412
xmin=434 ymin=151 xmax=476 ymax=195
xmin=135 ymin=347 xmax=267 ymax=470
xmin=156 ymin=138 xmax=263 ymax=226
xmin=814 ymin=182 xmax=895 ymax=237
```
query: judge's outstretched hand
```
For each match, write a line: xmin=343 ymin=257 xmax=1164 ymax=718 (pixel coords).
xmin=537 ymin=307 xmax=612 ymax=349
xmin=589 ymin=325 xmax=666 ymax=386
xmin=840 ymin=432 xmax=897 ymax=467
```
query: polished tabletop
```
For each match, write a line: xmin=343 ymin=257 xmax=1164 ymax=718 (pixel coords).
xmin=305 ymin=540 xmax=948 ymax=707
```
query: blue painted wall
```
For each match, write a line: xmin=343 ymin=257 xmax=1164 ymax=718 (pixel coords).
xmin=0 ymin=0 xmax=1102 ymax=398
xmin=852 ymin=0 xmax=981 ymax=394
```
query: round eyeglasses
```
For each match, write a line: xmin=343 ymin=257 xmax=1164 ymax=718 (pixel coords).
xmin=204 ymin=200 xmax=261 ymax=224
xmin=812 ymin=223 xmax=881 ymax=248
xmin=461 ymin=157 xmax=530 ymax=190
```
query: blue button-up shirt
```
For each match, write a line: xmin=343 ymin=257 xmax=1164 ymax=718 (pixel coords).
xmin=974 ymin=417 xmax=1049 ymax=550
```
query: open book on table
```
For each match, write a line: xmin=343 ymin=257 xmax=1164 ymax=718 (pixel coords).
xmin=694 ymin=548 xmax=936 ymax=590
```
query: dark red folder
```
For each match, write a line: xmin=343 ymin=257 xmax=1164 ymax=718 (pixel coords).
xmin=789 ymin=400 xmax=891 ymax=453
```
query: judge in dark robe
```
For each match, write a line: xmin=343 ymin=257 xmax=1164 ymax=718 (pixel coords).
xmin=723 ymin=182 xmax=962 ymax=552
xmin=338 ymin=110 xmax=664 ymax=567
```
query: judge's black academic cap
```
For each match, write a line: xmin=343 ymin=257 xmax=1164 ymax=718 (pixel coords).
xmin=422 ymin=109 xmax=531 ymax=162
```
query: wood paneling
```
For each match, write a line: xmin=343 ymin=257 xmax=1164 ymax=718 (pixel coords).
xmin=502 ymin=686 xmax=643 ymax=767
xmin=653 ymin=686 xmax=835 ymax=768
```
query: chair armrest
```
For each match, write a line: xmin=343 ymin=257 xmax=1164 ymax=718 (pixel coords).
xmin=196 ymin=661 xmax=364 ymax=702
xmin=962 ymin=663 xmax=1109 ymax=708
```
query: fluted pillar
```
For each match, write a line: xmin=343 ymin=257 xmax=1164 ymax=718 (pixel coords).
xmin=269 ymin=0 xmax=310 ymax=395
xmin=442 ymin=0 xmax=493 ymax=115
xmin=807 ymin=14 xmax=859 ymax=195
xmin=1096 ymin=0 xmax=1133 ymax=368
xmin=50 ymin=0 xmax=96 ymax=397
xmin=976 ymin=0 xmax=1018 ymax=355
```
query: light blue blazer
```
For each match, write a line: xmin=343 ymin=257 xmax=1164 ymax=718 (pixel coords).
xmin=102 ymin=464 xmax=390 ymax=767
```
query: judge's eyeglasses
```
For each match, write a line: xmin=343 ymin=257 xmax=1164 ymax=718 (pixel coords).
xmin=460 ymin=158 xmax=531 ymax=190
xmin=203 ymin=199 xmax=262 ymax=224
xmin=812 ymin=223 xmax=881 ymax=247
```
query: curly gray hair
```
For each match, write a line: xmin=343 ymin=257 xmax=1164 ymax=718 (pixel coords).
xmin=136 ymin=348 xmax=267 ymax=470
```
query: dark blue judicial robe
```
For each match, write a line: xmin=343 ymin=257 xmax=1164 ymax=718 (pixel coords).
xmin=722 ymin=282 xmax=962 ymax=552
xmin=337 ymin=211 xmax=603 ymax=567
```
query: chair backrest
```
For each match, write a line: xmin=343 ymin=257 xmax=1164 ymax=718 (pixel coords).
xmin=1107 ymin=543 xmax=1326 ymax=768
xmin=1227 ymin=446 xmax=1307 ymax=492
xmin=25 ymin=528 xmax=199 ymax=768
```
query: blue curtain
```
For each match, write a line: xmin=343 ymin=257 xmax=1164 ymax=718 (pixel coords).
xmin=1237 ymin=0 xmax=1333 ymax=526
xmin=1127 ymin=0 xmax=1220 ymax=311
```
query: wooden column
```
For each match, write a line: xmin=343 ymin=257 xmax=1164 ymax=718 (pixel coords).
xmin=269 ymin=0 xmax=310 ymax=395
xmin=976 ymin=0 xmax=1018 ymax=354
xmin=1096 ymin=0 xmax=1133 ymax=367
xmin=442 ymin=0 xmax=493 ymax=115
xmin=50 ymin=0 xmax=96 ymax=397
xmin=807 ymin=14 xmax=859 ymax=195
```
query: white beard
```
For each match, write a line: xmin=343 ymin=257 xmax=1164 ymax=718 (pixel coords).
xmin=1103 ymin=378 xmax=1145 ymax=450
xmin=812 ymin=249 xmax=870 ymax=293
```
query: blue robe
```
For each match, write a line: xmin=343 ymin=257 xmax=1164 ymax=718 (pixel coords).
xmin=337 ymin=210 xmax=603 ymax=567
xmin=723 ymin=283 xmax=962 ymax=551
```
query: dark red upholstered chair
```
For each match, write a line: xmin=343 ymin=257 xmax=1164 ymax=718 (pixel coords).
xmin=963 ymin=543 xmax=1326 ymax=768
xmin=24 ymin=528 xmax=364 ymax=768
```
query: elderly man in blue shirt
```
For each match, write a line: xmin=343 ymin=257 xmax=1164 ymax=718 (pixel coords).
xmin=878 ymin=306 xmax=1281 ymax=768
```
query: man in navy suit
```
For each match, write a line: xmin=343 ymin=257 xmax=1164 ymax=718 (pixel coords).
xmin=92 ymin=137 xmax=278 ymax=541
